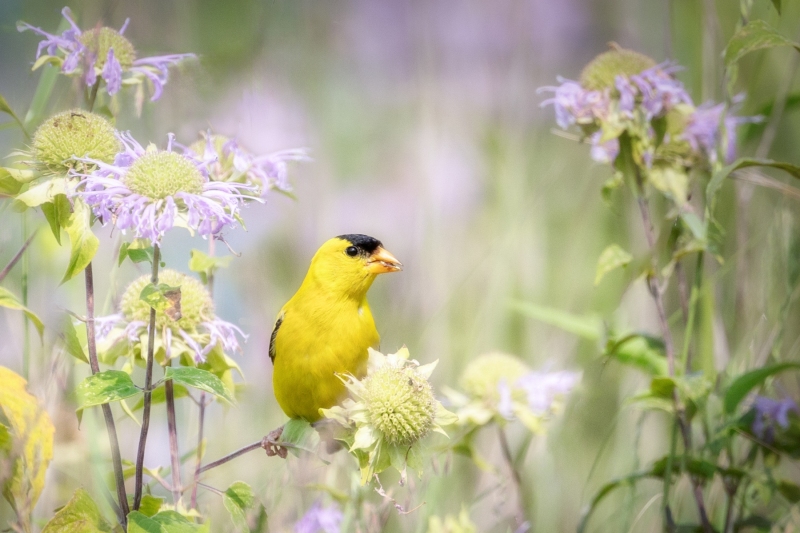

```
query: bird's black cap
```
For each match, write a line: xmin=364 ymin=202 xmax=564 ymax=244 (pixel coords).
xmin=337 ymin=234 xmax=382 ymax=254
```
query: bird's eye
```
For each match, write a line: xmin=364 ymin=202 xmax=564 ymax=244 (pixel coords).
xmin=345 ymin=246 xmax=358 ymax=257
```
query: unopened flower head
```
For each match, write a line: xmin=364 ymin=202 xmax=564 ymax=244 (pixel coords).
xmin=320 ymin=347 xmax=457 ymax=484
xmin=73 ymin=132 xmax=255 ymax=245
xmin=539 ymin=46 xmax=750 ymax=169
xmin=18 ymin=7 xmax=194 ymax=100
xmin=31 ymin=109 xmax=120 ymax=175
xmin=97 ymin=269 xmax=245 ymax=363
xmin=183 ymin=130 xmax=309 ymax=197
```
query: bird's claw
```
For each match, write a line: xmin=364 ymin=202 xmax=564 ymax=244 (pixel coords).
xmin=261 ymin=426 xmax=287 ymax=459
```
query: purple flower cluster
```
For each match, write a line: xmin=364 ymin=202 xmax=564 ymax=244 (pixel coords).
xmin=752 ymin=396 xmax=798 ymax=443
xmin=95 ymin=312 xmax=246 ymax=363
xmin=73 ymin=132 xmax=255 ymax=245
xmin=294 ymin=501 xmax=342 ymax=533
xmin=183 ymin=131 xmax=310 ymax=197
xmin=18 ymin=7 xmax=194 ymax=101
xmin=540 ymin=61 xmax=746 ymax=165
xmin=497 ymin=370 xmax=580 ymax=419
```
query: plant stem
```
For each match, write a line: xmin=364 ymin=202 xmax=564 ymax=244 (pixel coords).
xmin=497 ymin=425 xmax=529 ymax=530
xmin=86 ymin=81 xmax=100 ymax=113
xmin=85 ymin=263 xmax=129 ymax=525
xmin=22 ymin=213 xmax=30 ymax=380
xmin=134 ymin=244 xmax=161 ymax=510
xmin=0 ymin=230 xmax=38 ymax=283
xmin=197 ymin=440 xmax=263 ymax=474
xmin=189 ymin=394 xmax=207 ymax=508
xmin=165 ymin=363 xmax=182 ymax=505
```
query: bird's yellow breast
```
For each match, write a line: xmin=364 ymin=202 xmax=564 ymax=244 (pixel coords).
xmin=272 ymin=290 xmax=380 ymax=421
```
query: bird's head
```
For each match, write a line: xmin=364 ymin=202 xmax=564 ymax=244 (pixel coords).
xmin=308 ymin=234 xmax=402 ymax=299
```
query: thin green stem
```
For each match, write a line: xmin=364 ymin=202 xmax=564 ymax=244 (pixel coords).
xmin=680 ymin=254 xmax=705 ymax=373
xmin=22 ymin=213 xmax=30 ymax=380
xmin=497 ymin=425 xmax=529 ymax=530
xmin=165 ymin=367 xmax=182 ymax=505
xmin=134 ymin=244 xmax=161 ymax=510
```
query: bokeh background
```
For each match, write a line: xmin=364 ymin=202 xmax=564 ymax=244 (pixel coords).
xmin=1 ymin=0 xmax=799 ymax=531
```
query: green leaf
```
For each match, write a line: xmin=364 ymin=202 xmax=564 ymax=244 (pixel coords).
xmin=605 ymin=334 xmax=668 ymax=376
xmin=119 ymin=240 xmax=155 ymax=267
xmin=0 ymin=93 xmax=27 ymax=136
xmin=594 ymin=244 xmax=633 ymax=286
xmin=41 ymin=194 xmax=72 ymax=245
xmin=164 ymin=367 xmax=235 ymax=403
xmin=189 ymin=249 xmax=233 ymax=284
xmin=139 ymin=283 xmax=182 ymax=320
xmin=724 ymin=20 xmax=800 ymax=68
xmin=771 ymin=0 xmax=782 ymax=14
xmin=139 ymin=494 xmax=164 ymax=517
xmin=578 ymin=469 xmax=657 ymax=533
xmin=0 ymin=366 xmax=55 ymax=527
xmin=40 ymin=488 xmax=113 ymax=533
xmin=778 ymin=480 xmax=800 ymax=503
xmin=707 ymin=158 xmax=800 ymax=204
xmin=0 ymin=286 xmax=44 ymax=338
xmin=132 ymin=384 xmax=189 ymax=411
xmin=75 ymin=370 xmax=142 ymax=410
xmin=61 ymin=318 xmax=88 ymax=364
xmin=508 ymin=300 xmax=603 ymax=341
xmin=128 ymin=511 xmax=168 ymax=533
xmin=223 ymin=481 xmax=255 ymax=532
xmin=151 ymin=510 xmax=209 ymax=532
xmin=648 ymin=165 xmax=688 ymax=204
xmin=14 ymin=177 xmax=66 ymax=208
xmin=279 ymin=418 xmax=320 ymax=456
xmin=61 ymin=198 xmax=99 ymax=284
xmin=723 ymin=362 xmax=800 ymax=414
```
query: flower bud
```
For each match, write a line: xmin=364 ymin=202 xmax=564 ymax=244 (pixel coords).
xmin=580 ymin=47 xmax=656 ymax=90
xmin=120 ymin=269 xmax=212 ymax=331
xmin=364 ymin=365 xmax=436 ymax=445
xmin=31 ymin=109 xmax=120 ymax=174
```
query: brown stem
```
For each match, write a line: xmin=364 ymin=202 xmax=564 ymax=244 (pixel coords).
xmin=165 ymin=369 xmax=182 ymax=504
xmin=0 ymin=229 xmax=37 ymax=284
xmin=85 ymin=263 xmax=129 ymax=525
xmin=86 ymin=80 xmax=100 ymax=113
xmin=675 ymin=261 xmax=690 ymax=327
xmin=190 ymin=394 xmax=207 ymax=508
xmin=134 ymin=244 xmax=161 ymax=510
xmin=197 ymin=440 xmax=263 ymax=474
xmin=497 ymin=425 xmax=528 ymax=529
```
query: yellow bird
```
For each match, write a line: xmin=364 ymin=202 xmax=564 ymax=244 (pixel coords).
xmin=269 ymin=234 xmax=402 ymax=429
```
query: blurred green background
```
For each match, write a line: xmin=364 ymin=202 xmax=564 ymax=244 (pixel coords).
xmin=1 ymin=0 xmax=799 ymax=531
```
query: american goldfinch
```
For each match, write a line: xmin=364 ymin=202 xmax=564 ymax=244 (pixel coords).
xmin=270 ymin=234 xmax=402 ymax=424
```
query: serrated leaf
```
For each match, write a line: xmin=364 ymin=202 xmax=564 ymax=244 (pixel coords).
xmin=40 ymin=488 xmax=113 ymax=533
xmin=61 ymin=318 xmax=88 ymax=364
xmin=127 ymin=511 xmax=168 ymax=533
xmin=15 ymin=177 xmax=66 ymax=208
xmin=0 ymin=286 xmax=44 ymax=338
xmin=41 ymin=194 xmax=72 ymax=245
xmin=0 ymin=366 xmax=55 ymax=527
xmin=75 ymin=370 xmax=142 ymax=410
xmin=724 ymin=20 xmax=800 ymax=68
xmin=61 ymin=198 xmax=99 ymax=283
xmin=223 ymin=481 xmax=254 ymax=532
xmin=164 ymin=367 xmax=234 ymax=403
xmin=594 ymin=244 xmax=633 ymax=286
xmin=509 ymin=300 xmax=603 ymax=340
xmin=139 ymin=283 xmax=182 ymax=321
xmin=723 ymin=362 xmax=800 ymax=414
xmin=151 ymin=510 xmax=209 ymax=532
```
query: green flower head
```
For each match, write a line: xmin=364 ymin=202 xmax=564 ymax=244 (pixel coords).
xmin=120 ymin=269 xmax=213 ymax=332
xmin=321 ymin=347 xmax=457 ymax=484
xmin=31 ymin=109 xmax=120 ymax=175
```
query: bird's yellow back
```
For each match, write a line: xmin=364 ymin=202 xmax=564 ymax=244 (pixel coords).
xmin=270 ymin=235 xmax=401 ymax=421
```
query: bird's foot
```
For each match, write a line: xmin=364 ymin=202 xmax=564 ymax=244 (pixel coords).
xmin=261 ymin=426 xmax=288 ymax=459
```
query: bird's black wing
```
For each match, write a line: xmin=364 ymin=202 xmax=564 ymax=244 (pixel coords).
xmin=269 ymin=314 xmax=284 ymax=364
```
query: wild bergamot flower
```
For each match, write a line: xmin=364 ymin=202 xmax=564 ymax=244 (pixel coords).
xmin=538 ymin=46 xmax=753 ymax=171
xmin=95 ymin=269 xmax=245 ymax=365
xmin=443 ymin=352 xmax=579 ymax=433
xmin=18 ymin=7 xmax=194 ymax=100
xmin=320 ymin=347 xmax=457 ymax=484
xmin=72 ymin=132 xmax=255 ymax=244
xmin=28 ymin=109 xmax=120 ymax=176
xmin=182 ymin=130 xmax=309 ymax=197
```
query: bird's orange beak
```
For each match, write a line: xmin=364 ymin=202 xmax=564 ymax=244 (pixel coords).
xmin=366 ymin=246 xmax=402 ymax=274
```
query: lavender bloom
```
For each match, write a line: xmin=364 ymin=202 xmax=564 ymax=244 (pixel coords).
xmin=182 ymin=131 xmax=309 ymax=197
xmin=682 ymin=101 xmax=757 ymax=164
xmin=589 ymin=132 xmax=620 ymax=163
xmin=18 ymin=7 xmax=194 ymax=100
xmin=294 ymin=502 xmax=342 ymax=533
xmin=752 ymin=396 xmax=799 ymax=443
xmin=538 ymin=78 xmax=608 ymax=129
xmin=628 ymin=62 xmax=692 ymax=119
xmin=73 ymin=132 xmax=255 ymax=245
xmin=497 ymin=370 xmax=580 ymax=421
